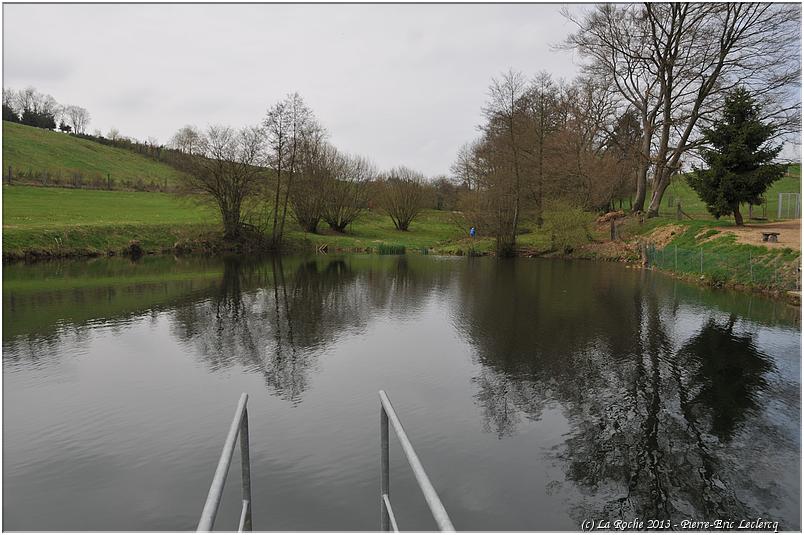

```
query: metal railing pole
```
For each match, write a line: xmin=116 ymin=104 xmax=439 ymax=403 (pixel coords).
xmin=197 ymin=393 xmax=249 ymax=532
xmin=379 ymin=391 xmax=455 ymax=532
xmin=240 ymin=407 xmax=253 ymax=532
xmin=381 ymin=405 xmax=390 ymax=531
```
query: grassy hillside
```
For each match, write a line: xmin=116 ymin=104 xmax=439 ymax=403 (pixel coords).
xmin=635 ymin=164 xmax=801 ymax=219
xmin=2 ymin=185 xmax=468 ymax=258
xmin=3 ymin=186 xmax=217 ymax=258
xmin=2 ymin=121 xmax=186 ymax=188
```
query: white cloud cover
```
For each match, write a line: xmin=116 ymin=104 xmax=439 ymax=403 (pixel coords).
xmin=3 ymin=3 xmax=583 ymax=176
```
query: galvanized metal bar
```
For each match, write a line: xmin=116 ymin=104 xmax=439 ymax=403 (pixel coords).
xmin=381 ymin=405 xmax=390 ymax=531
xmin=239 ymin=408 xmax=252 ymax=531
xmin=238 ymin=500 xmax=250 ymax=532
xmin=197 ymin=393 xmax=249 ymax=532
xmin=382 ymin=494 xmax=399 ymax=532
xmin=378 ymin=390 xmax=455 ymax=532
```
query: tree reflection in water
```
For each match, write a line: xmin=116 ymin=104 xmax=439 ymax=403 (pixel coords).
xmin=452 ymin=259 xmax=787 ymax=526
xmin=169 ymin=256 xmax=367 ymax=403
xmin=168 ymin=255 xmax=437 ymax=403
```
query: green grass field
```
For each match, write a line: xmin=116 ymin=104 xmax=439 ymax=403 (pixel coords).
xmin=3 ymin=186 xmax=212 ymax=228
xmin=2 ymin=121 xmax=187 ymax=188
xmin=628 ymin=164 xmax=801 ymax=220
xmin=2 ymin=186 xmax=218 ymax=257
xmin=2 ymin=185 xmax=469 ymax=257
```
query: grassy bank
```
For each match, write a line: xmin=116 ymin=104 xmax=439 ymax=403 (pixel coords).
xmin=3 ymin=186 xmax=217 ymax=258
xmin=2 ymin=185 xmax=471 ymax=259
xmin=646 ymin=220 xmax=800 ymax=292
xmin=575 ymin=216 xmax=801 ymax=296
xmin=2 ymin=121 xmax=186 ymax=188
xmin=3 ymin=183 xmax=800 ymax=299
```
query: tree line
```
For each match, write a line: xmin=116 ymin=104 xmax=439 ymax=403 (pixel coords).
xmin=170 ymin=93 xmax=436 ymax=247
xmin=452 ymin=3 xmax=800 ymax=255
xmin=3 ymin=86 xmax=90 ymax=134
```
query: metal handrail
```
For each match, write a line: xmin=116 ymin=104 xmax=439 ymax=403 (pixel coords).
xmin=379 ymin=390 xmax=455 ymax=532
xmin=197 ymin=393 xmax=252 ymax=532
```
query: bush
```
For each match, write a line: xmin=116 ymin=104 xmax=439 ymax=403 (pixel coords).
xmin=543 ymin=201 xmax=593 ymax=254
xmin=708 ymin=269 xmax=728 ymax=288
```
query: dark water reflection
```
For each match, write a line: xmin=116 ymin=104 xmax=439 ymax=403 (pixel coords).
xmin=3 ymin=255 xmax=800 ymax=530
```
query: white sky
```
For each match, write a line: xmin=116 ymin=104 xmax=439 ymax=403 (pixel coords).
xmin=2 ymin=3 xmax=585 ymax=176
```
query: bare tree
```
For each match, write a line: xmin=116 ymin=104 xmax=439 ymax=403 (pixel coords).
xmin=523 ymin=70 xmax=562 ymax=225
xmin=451 ymin=140 xmax=482 ymax=191
xmin=64 ymin=105 xmax=90 ymax=134
xmin=322 ymin=153 xmax=374 ymax=232
xmin=107 ymin=127 xmax=121 ymax=141
xmin=564 ymin=5 xmax=664 ymax=213
xmin=264 ymin=93 xmax=318 ymax=247
xmin=170 ymin=125 xmax=202 ymax=154
xmin=14 ymin=86 xmax=37 ymax=114
xmin=484 ymin=70 xmax=530 ymax=243
xmin=378 ymin=166 xmax=427 ymax=231
xmin=290 ymin=131 xmax=332 ymax=233
xmin=177 ymin=125 xmax=265 ymax=239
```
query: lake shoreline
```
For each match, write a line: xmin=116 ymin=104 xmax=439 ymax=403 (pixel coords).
xmin=3 ymin=226 xmax=800 ymax=305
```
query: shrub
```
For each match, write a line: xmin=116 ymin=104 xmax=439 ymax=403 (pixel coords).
xmin=543 ymin=201 xmax=593 ymax=254
xmin=708 ymin=269 xmax=728 ymax=288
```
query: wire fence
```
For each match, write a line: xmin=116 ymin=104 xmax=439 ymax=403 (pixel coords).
xmin=646 ymin=243 xmax=801 ymax=291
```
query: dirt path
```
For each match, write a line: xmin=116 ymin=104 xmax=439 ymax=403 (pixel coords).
xmin=714 ymin=219 xmax=800 ymax=250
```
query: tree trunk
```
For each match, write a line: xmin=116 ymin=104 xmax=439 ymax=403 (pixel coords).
xmin=632 ymin=114 xmax=653 ymax=213
xmin=733 ymin=205 xmax=744 ymax=226
xmin=647 ymin=168 xmax=671 ymax=217
xmin=271 ymin=167 xmax=282 ymax=246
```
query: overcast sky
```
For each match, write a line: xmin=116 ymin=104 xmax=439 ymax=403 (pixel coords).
xmin=3 ymin=3 xmax=586 ymax=176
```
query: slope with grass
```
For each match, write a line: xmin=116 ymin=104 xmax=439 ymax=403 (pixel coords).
xmin=2 ymin=185 xmax=469 ymax=259
xmin=634 ymin=164 xmax=801 ymax=220
xmin=2 ymin=121 xmax=187 ymax=188
xmin=2 ymin=186 xmax=218 ymax=258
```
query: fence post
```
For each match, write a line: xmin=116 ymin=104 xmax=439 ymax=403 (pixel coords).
xmin=107 ymin=173 xmax=112 ymax=190
xmin=778 ymin=192 xmax=783 ymax=219
xmin=700 ymin=248 xmax=703 ymax=274
xmin=380 ymin=405 xmax=390 ymax=531
xmin=7 ymin=165 xmax=11 ymax=185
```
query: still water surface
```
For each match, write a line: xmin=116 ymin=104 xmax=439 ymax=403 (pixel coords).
xmin=3 ymin=255 xmax=801 ymax=530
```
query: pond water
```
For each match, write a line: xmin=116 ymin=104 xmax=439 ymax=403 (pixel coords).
xmin=3 ymin=254 xmax=801 ymax=531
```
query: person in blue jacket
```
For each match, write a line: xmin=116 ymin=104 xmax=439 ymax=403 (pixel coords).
xmin=469 ymin=226 xmax=476 ymax=238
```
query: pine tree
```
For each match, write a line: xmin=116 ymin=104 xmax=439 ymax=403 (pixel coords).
xmin=686 ymin=87 xmax=785 ymax=225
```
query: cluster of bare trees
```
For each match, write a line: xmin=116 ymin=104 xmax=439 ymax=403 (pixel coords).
xmin=172 ymin=92 xmax=418 ymax=247
xmin=455 ymin=71 xmax=639 ymax=255
xmin=3 ymin=86 xmax=90 ymax=133
xmin=454 ymin=3 xmax=800 ymax=255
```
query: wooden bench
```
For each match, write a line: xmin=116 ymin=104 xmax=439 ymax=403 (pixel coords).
xmin=761 ymin=232 xmax=780 ymax=242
